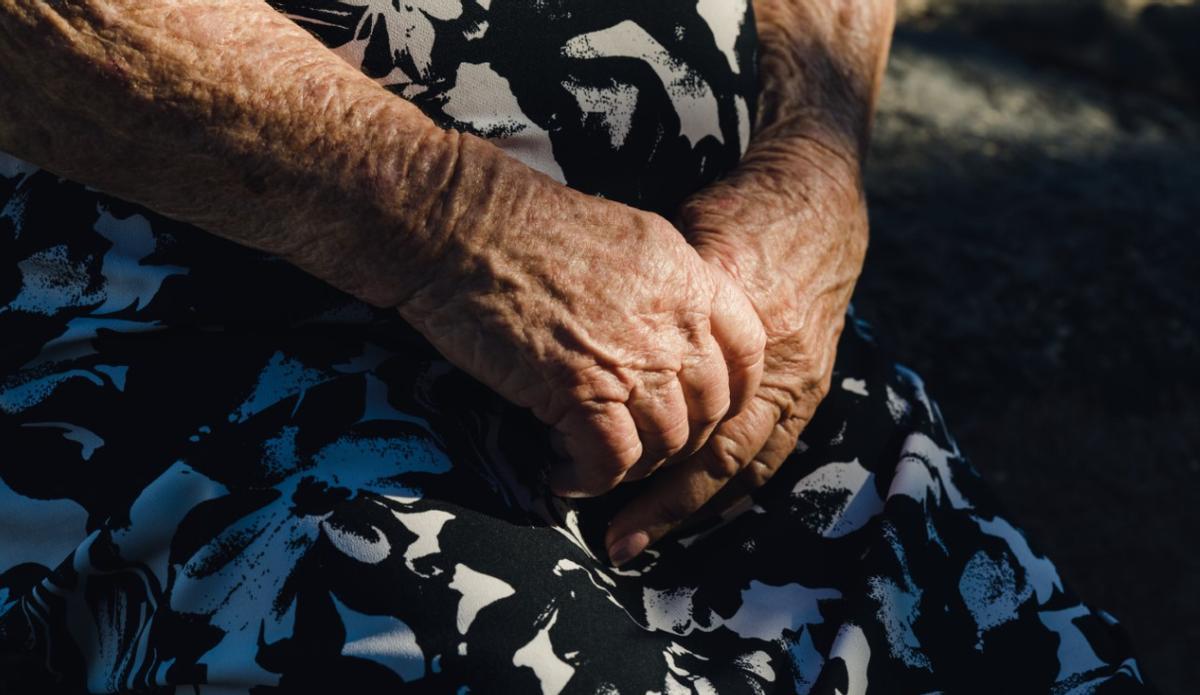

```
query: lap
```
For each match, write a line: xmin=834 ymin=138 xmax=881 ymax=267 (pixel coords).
xmin=0 ymin=305 xmax=1148 ymax=693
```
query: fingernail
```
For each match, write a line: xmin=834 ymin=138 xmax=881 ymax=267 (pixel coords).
xmin=608 ymin=531 xmax=650 ymax=567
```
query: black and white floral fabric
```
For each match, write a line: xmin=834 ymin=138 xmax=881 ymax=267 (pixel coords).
xmin=271 ymin=0 xmax=759 ymax=214
xmin=0 ymin=1 xmax=1151 ymax=693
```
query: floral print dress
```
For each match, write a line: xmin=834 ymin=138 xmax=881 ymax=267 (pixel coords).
xmin=0 ymin=1 xmax=1152 ymax=693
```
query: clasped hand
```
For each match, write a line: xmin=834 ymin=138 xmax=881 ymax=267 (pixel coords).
xmin=392 ymin=0 xmax=889 ymax=567
xmin=394 ymin=130 xmax=865 ymax=567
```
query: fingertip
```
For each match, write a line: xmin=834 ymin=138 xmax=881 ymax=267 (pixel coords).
xmin=607 ymin=530 xmax=650 ymax=567
xmin=605 ymin=451 xmax=720 ymax=564
xmin=605 ymin=498 xmax=664 ymax=565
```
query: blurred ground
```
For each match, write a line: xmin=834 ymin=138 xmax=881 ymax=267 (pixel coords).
xmin=853 ymin=1 xmax=1199 ymax=691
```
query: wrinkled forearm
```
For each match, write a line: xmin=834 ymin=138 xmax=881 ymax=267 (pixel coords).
xmin=750 ymin=0 xmax=894 ymax=162
xmin=680 ymin=0 xmax=895 ymax=321
xmin=0 ymin=0 xmax=500 ymax=307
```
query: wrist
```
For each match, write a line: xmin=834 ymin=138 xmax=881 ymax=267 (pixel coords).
xmin=682 ymin=135 xmax=867 ymax=322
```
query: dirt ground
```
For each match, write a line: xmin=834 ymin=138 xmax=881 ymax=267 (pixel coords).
xmin=853 ymin=1 xmax=1199 ymax=691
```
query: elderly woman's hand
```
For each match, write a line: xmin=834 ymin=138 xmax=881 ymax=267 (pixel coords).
xmin=396 ymin=135 xmax=767 ymax=497
xmin=603 ymin=0 xmax=895 ymax=565
xmin=0 ymin=0 xmax=765 ymax=496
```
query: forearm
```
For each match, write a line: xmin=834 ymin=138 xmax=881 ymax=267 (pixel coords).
xmin=750 ymin=0 xmax=895 ymax=162
xmin=682 ymin=0 xmax=896 ymax=302
xmin=607 ymin=1 xmax=898 ymax=554
xmin=0 ymin=0 xmax=500 ymax=307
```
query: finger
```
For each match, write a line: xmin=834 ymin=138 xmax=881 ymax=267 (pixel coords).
xmin=549 ymin=400 xmax=642 ymax=498
xmin=672 ymin=336 xmax=731 ymax=461
xmin=708 ymin=272 xmax=766 ymax=419
xmin=604 ymin=397 xmax=778 ymax=566
xmin=621 ymin=374 xmax=690 ymax=482
xmin=700 ymin=413 xmax=806 ymax=519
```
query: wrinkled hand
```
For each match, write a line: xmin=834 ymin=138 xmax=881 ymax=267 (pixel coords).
xmin=602 ymin=0 xmax=895 ymax=565
xmin=397 ymin=135 xmax=766 ymax=497
xmin=603 ymin=145 xmax=868 ymax=564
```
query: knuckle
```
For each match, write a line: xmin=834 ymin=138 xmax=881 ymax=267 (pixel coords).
xmin=701 ymin=433 xmax=746 ymax=483
xmin=678 ymin=373 xmax=729 ymax=430
xmin=745 ymin=318 xmax=769 ymax=355
xmin=597 ymin=439 xmax=642 ymax=480
xmin=724 ymin=322 xmax=767 ymax=371
xmin=698 ymin=383 xmax=732 ymax=424
xmin=699 ymin=402 xmax=730 ymax=432
xmin=561 ymin=365 xmax=631 ymax=405
xmin=656 ymin=417 xmax=690 ymax=458
xmin=750 ymin=330 xmax=768 ymax=365
xmin=728 ymin=345 xmax=766 ymax=382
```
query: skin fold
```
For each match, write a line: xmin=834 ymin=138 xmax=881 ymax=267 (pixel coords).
xmin=0 ymin=0 xmax=896 ymax=567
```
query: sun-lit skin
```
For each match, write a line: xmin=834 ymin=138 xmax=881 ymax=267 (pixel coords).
xmin=0 ymin=0 xmax=764 ymax=508
xmin=606 ymin=0 xmax=897 ymax=564
xmin=0 ymin=0 xmax=896 ymax=567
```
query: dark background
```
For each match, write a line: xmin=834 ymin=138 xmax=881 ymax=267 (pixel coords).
xmin=853 ymin=1 xmax=1199 ymax=691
